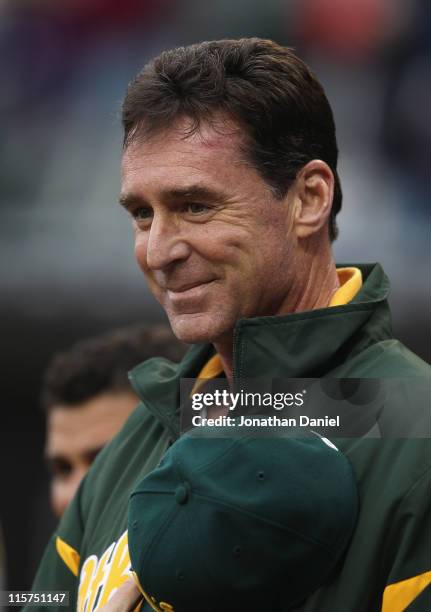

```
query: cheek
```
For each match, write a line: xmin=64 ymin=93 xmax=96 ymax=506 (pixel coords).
xmin=51 ymin=479 xmax=70 ymax=518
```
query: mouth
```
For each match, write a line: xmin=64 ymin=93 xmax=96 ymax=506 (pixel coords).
xmin=166 ymin=279 xmax=213 ymax=293
xmin=165 ymin=279 xmax=216 ymax=302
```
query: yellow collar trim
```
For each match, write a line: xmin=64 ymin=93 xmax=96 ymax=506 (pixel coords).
xmin=329 ymin=267 xmax=363 ymax=307
xmin=196 ymin=354 xmax=224 ymax=379
xmin=196 ymin=267 xmax=363 ymax=380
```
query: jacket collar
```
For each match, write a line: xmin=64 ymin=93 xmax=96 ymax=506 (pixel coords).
xmin=232 ymin=263 xmax=391 ymax=378
xmin=129 ymin=263 xmax=392 ymax=435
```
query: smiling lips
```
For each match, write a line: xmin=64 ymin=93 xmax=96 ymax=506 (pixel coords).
xmin=165 ymin=279 xmax=216 ymax=302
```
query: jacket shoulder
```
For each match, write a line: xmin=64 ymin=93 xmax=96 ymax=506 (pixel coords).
xmin=341 ymin=339 xmax=430 ymax=377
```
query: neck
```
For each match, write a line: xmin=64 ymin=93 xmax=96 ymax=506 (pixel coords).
xmin=214 ymin=244 xmax=339 ymax=382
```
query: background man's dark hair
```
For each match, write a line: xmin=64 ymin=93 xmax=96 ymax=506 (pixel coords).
xmin=122 ymin=37 xmax=342 ymax=241
xmin=41 ymin=324 xmax=186 ymax=410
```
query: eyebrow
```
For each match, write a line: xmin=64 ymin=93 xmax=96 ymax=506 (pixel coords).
xmin=118 ymin=193 xmax=148 ymax=210
xmin=46 ymin=446 xmax=105 ymax=464
xmin=119 ymin=184 xmax=226 ymax=209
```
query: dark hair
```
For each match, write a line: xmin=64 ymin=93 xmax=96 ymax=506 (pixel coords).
xmin=122 ymin=38 xmax=342 ymax=240
xmin=41 ymin=324 xmax=186 ymax=411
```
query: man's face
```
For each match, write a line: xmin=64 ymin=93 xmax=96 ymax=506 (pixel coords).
xmin=121 ymin=117 xmax=298 ymax=345
xmin=45 ymin=392 xmax=137 ymax=517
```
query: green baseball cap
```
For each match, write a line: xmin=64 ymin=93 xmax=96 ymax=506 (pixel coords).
xmin=128 ymin=427 xmax=358 ymax=611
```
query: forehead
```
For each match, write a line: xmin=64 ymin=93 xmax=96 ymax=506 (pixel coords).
xmin=46 ymin=392 xmax=137 ymax=455
xmin=121 ymin=116 xmax=254 ymax=195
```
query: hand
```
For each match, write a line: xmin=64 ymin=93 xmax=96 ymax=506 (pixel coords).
xmin=98 ymin=579 xmax=142 ymax=612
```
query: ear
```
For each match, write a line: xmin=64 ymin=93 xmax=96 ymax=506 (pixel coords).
xmin=292 ymin=160 xmax=334 ymax=239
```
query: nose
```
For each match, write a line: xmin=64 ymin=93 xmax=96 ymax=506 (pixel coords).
xmin=141 ymin=211 xmax=191 ymax=271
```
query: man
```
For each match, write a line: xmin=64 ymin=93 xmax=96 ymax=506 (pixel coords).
xmin=43 ymin=324 xmax=186 ymax=517
xmin=28 ymin=39 xmax=431 ymax=611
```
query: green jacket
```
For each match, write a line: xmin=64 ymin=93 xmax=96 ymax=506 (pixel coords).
xmin=29 ymin=263 xmax=431 ymax=611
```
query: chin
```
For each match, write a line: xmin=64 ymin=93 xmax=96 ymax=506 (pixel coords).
xmin=168 ymin=311 xmax=232 ymax=345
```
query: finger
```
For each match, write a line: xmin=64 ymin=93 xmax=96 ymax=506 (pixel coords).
xmin=99 ymin=579 xmax=142 ymax=612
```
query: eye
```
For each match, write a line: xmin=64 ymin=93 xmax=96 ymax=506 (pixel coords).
xmin=186 ymin=203 xmax=208 ymax=214
xmin=48 ymin=458 xmax=72 ymax=479
xmin=84 ymin=448 xmax=103 ymax=466
xmin=132 ymin=206 xmax=153 ymax=220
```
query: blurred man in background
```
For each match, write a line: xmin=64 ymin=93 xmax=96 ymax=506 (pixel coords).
xmin=42 ymin=324 xmax=186 ymax=517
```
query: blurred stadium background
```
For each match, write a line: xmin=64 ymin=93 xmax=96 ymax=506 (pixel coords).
xmin=1 ymin=0 xmax=430 ymax=592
